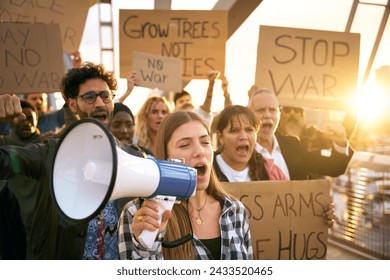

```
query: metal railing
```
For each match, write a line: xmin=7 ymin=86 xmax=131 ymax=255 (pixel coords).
xmin=329 ymin=152 xmax=390 ymax=259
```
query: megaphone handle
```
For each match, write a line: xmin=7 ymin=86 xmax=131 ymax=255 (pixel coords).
xmin=137 ymin=195 xmax=177 ymax=249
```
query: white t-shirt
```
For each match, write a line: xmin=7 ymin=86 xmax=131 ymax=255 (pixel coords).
xmin=216 ymin=154 xmax=251 ymax=182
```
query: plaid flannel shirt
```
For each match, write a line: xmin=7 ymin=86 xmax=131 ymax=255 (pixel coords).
xmin=117 ymin=197 xmax=253 ymax=260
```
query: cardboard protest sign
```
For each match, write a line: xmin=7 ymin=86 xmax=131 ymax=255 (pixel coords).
xmin=0 ymin=23 xmax=64 ymax=94
xmin=222 ymin=179 xmax=330 ymax=260
xmin=0 ymin=0 xmax=90 ymax=53
xmin=119 ymin=10 xmax=227 ymax=84
xmin=255 ymin=26 xmax=360 ymax=110
xmin=132 ymin=51 xmax=182 ymax=92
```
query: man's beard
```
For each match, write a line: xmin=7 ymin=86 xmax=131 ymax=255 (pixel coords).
xmin=74 ymin=104 xmax=111 ymax=126
xmin=280 ymin=115 xmax=305 ymax=134
xmin=284 ymin=115 xmax=302 ymax=125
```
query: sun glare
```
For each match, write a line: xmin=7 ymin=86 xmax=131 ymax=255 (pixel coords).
xmin=352 ymin=83 xmax=389 ymax=123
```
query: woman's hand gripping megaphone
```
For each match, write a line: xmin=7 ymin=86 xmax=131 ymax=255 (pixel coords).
xmin=132 ymin=157 xmax=195 ymax=249
xmin=132 ymin=196 xmax=175 ymax=249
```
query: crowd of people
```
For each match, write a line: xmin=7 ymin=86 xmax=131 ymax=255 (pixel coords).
xmin=0 ymin=56 xmax=354 ymax=260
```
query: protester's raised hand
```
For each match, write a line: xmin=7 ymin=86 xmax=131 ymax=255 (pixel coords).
xmin=207 ymin=70 xmax=220 ymax=82
xmin=127 ymin=71 xmax=139 ymax=89
xmin=71 ymin=51 xmax=82 ymax=68
xmin=247 ymin=85 xmax=259 ymax=98
xmin=0 ymin=94 xmax=25 ymax=123
xmin=324 ymin=123 xmax=348 ymax=147
xmin=221 ymin=75 xmax=228 ymax=92
xmin=118 ymin=71 xmax=139 ymax=103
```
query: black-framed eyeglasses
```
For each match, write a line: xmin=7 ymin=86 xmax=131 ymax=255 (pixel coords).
xmin=77 ymin=90 xmax=115 ymax=104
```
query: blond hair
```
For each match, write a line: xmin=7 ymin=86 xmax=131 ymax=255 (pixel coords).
xmin=134 ymin=96 xmax=171 ymax=149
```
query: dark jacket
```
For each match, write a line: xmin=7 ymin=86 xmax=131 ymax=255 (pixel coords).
xmin=276 ymin=134 xmax=354 ymax=180
xmin=0 ymin=180 xmax=27 ymax=259
xmin=0 ymin=129 xmax=46 ymax=241
xmin=0 ymin=128 xmax=45 ymax=146
xmin=0 ymin=137 xmax=139 ymax=259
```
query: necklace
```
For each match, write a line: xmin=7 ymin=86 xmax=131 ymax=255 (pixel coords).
xmin=192 ymin=195 xmax=208 ymax=225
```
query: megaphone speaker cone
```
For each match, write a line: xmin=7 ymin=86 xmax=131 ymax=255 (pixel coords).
xmin=51 ymin=118 xmax=117 ymax=223
xmin=51 ymin=118 xmax=197 ymax=226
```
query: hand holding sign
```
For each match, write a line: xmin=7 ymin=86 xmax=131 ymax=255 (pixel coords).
xmin=207 ymin=70 xmax=220 ymax=81
xmin=323 ymin=202 xmax=335 ymax=228
xmin=117 ymin=71 xmax=139 ymax=103
xmin=127 ymin=71 xmax=139 ymax=88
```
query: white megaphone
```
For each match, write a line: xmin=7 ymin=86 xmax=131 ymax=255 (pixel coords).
xmin=50 ymin=118 xmax=197 ymax=249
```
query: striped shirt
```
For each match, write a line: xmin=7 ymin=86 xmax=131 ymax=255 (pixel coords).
xmin=117 ymin=197 xmax=253 ymax=260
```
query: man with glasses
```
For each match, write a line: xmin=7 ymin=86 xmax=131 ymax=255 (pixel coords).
xmin=0 ymin=63 xmax=133 ymax=259
xmin=248 ymin=87 xmax=354 ymax=180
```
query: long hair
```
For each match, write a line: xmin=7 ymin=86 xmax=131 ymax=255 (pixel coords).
xmin=134 ymin=96 xmax=170 ymax=149
xmin=216 ymin=105 xmax=267 ymax=181
xmin=155 ymin=111 xmax=231 ymax=259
